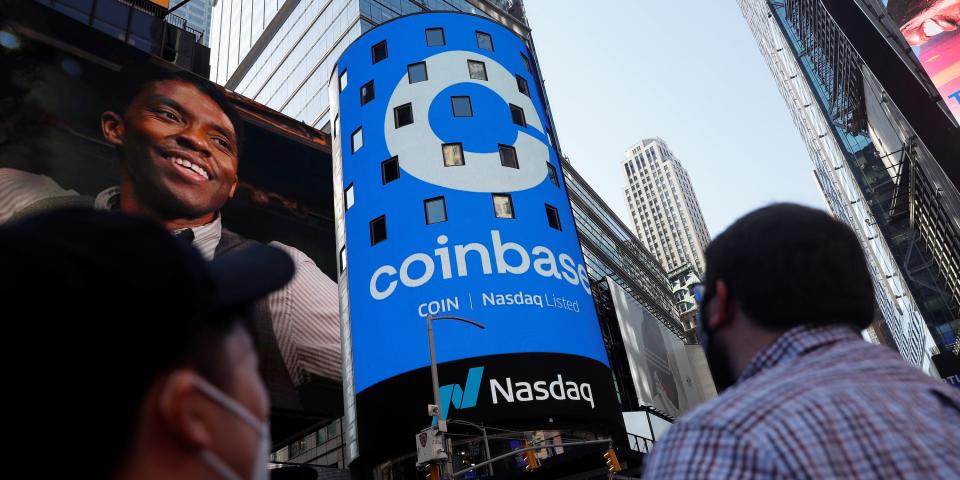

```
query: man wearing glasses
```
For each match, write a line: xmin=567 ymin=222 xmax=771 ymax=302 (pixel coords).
xmin=644 ymin=203 xmax=960 ymax=479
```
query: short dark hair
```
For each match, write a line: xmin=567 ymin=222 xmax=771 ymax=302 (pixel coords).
xmin=114 ymin=65 xmax=244 ymax=159
xmin=703 ymin=203 xmax=874 ymax=331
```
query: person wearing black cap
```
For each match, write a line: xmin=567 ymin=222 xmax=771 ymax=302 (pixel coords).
xmin=1 ymin=209 xmax=294 ymax=480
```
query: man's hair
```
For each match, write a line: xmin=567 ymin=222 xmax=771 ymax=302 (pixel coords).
xmin=113 ymin=65 xmax=244 ymax=159
xmin=703 ymin=203 xmax=875 ymax=331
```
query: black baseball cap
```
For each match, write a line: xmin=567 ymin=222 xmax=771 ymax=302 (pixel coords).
xmin=0 ymin=208 xmax=295 ymax=320
xmin=1 ymin=209 xmax=296 ymax=475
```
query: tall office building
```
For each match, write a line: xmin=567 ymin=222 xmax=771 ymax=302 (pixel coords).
xmin=622 ymin=138 xmax=710 ymax=274
xmin=208 ymin=0 xmax=526 ymax=130
xmin=173 ymin=0 xmax=213 ymax=46
xmin=737 ymin=0 xmax=960 ymax=375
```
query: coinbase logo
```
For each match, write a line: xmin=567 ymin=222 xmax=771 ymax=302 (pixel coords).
xmin=384 ymin=50 xmax=549 ymax=193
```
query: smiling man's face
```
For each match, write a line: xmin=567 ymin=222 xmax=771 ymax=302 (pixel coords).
xmin=102 ymin=79 xmax=239 ymax=222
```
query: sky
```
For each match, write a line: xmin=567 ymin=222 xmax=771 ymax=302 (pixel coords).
xmin=523 ymin=0 xmax=827 ymax=237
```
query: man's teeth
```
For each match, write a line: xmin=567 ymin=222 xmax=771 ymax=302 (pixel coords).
xmin=171 ymin=157 xmax=209 ymax=180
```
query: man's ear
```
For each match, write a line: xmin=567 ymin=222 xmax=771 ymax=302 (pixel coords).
xmin=707 ymin=280 xmax=733 ymax=332
xmin=101 ymin=111 xmax=124 ymax=147
xmin=158 ymin=370 xmax=216 ymax=450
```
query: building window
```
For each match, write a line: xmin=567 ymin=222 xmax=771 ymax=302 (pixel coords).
xmin=381 ymin=156 xmax=399 ymax=184
xmin=371 ymin=40 xmax=388 ymax=63
xmin=451 ymin=96 xmax=473 ymax=117
xmin=442 ymin=143 xmax=464 ymax=166
xmin=408 ymin=62 xmax=428 ymax=83
xmin=547 ymin=162 xmax=559 ymax=187
xmin=339 ymin=246 xmax=346 ymax=272
xmin=516 ymin=75 xmax=529 ymax=96
xmin=426 ymin=27 xmax=445 ymax=46
xmin=394 ymin=103 xmax=413 ymax=128
xmin=370 ymin=215 xmax=387 ymax=245
xmin=344 ymin=183 xmax=355 ymax=210
xmin=360 ymin=80 xmax=374 ymax=105
xmin=424 ymin=197 xmax=447 ymax=224
xmin=520 ymin=52 xmax=532 ymax=73
xmin=339 ymin=70 xmax=347 ymax=92
xmin=493 ymin=194 xmax=515 ymax=219
xmin=351 ymin=127 xmax=363 ymax=153
xmin=476 ymin=31 xmax=493 ymax=51
xmin=333 ymin=114 xmax=338 ymax=139
xmin=509 ymin=104 xmax=526 ymax=126
xmin=499 ymin=144 xmax=518 ymax=168
xmin=467 ymin=60 xmax=487 ymax=80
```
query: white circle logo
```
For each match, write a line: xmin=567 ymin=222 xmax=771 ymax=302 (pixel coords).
xmin=384 ymin=50 xmax=549 ymax=193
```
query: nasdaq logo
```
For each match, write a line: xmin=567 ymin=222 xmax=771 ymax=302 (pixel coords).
xmin=434 ymin=366 xmax=484 ymax=424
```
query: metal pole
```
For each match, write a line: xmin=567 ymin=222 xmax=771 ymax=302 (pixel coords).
xmin=427 ymin=314 xmax=445 ymax=432
xmin=452 ymin=439 xmax=612 ymax=478
xmin=481 ymin=425 xmax=493 ymax=477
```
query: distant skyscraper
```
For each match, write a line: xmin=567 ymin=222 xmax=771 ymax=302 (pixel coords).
xmin=622 ymin=138 xmax=710 ymax=274
xmin=174 ymin=0 xmax=213 ymax=46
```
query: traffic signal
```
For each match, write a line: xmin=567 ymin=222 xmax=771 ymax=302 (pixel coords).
xmin=424 ymin=464 xmax=441 ymax=480
xmin=521 ymin=442 xmax=540 ymax=472
xmin=604 ymin=448 xmax=622 ymax=473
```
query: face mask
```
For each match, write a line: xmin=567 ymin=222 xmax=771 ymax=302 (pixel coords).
xmin=695 ymin=291 xmax=738 ymax=392
xmin=192 ymin=376 xmax=271 ymax=480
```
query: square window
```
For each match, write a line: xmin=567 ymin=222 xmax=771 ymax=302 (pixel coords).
xmin=493 ymin=194 xmax=515 ymax=219
xmin=339 ymin=70 xmax=348 ymax=92
xmin=451 ymin=96 xmax=473 ymax=117
xmin=424 ymin=197 xmax=447 ymax=224
xmin=499 ymin=144 xmax=518 ymax=169
xmin=371 ymin=40 xmax=388 ymax=63
xmin=442 ymin=143 xmax=464 ymax=166
xmin=360 ymin=80 xmax=375 ymax=105
xmin=394 ymin=103 xmax=413 ymax=128
xmin=426 ymin=28 xmax=445 ymax=46
xmin=476 ymin=31 xmax=493 ymax=51
xmin=516 ymin=75 xmax=529 ymax=96
xmin=351 ymin=128 xmax=363 ymax=153
xmin=370 ymin=215 xmax=387 ymax=245
xmin=509 ymin=104 xmax=526 ymax=126
xmin=408 ymin=61 xmax=428 ymax=83
xmin=547 ymin=163 xmax=559 ymax=187
xmin=381 ymin=156 xmax=399 ymax=184
xmin=344 ymin=183 xmax=355 ymax=210
xmin=468 ymin=60 xmax=487 ymax=80
xmin=339 ymin=246 xmax=347 ymax=272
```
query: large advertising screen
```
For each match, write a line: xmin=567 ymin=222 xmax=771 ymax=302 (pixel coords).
xmin=330 ymin=12 xmax=618 ymax=461
xmin=883 ymin=0 xmax=960 ymax=122
xmin=0 ymin=5 xmax=341 ymax=443
xmin=607 ymin=278 xmax=715 ymax=419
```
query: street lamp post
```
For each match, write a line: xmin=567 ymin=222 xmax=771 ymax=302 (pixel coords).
xmin=426 ymin=314 xmax=485 ymax=433
xmin=424 ymin=314 xmax=485 ymax=478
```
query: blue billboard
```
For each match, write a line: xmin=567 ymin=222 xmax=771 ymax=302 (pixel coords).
xmin=330 ymin=12 xmax=616 ymax=461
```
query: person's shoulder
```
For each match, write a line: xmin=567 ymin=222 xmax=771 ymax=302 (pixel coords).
xmin=644 ymin=411 xmax=778 ymax=478
xmin=267 ymin=240 xmax=315 ymax=265
xmin=267 ymin=241 xmax=336 ymax=285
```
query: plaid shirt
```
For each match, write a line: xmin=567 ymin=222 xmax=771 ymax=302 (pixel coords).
xmin=644 ymin=325 xmax=960 ymax=478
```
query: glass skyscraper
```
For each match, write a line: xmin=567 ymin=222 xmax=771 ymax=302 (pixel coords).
xmin=737 ymin=0 xmax=960 ymax=375
xmin=209 ymin=0 xmax=512 ymax=131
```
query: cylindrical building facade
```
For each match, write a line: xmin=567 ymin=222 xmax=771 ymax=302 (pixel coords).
xmin=329 ymin=12 xmax=619 ymax=469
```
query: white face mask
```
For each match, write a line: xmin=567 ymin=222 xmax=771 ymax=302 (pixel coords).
xmin=192 ymin=376 xmax=271 ymax=480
